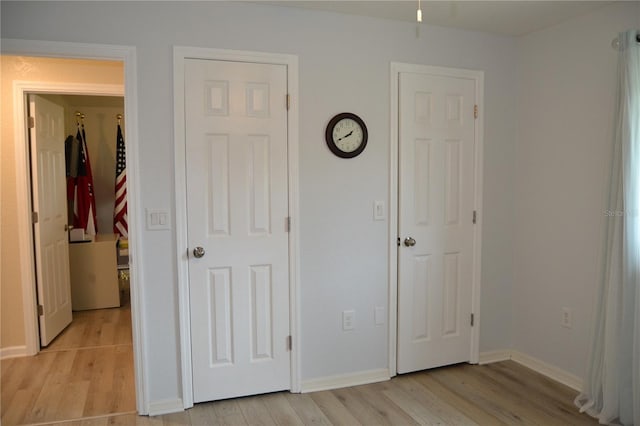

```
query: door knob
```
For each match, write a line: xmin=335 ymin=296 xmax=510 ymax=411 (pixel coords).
xmin=193 ymin=247 xmax=205 ymax=258
xmin=404 ymin=237 xmax=416 ymax=247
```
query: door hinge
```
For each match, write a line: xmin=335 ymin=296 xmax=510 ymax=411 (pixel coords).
xmin=28 ymin=116 xmax=35 ymax=128
xmin=286 ymin=335 xmax=292 ymax=351
xmin=474 ymin=105 xmax=478 ymax=119
xmin=472 ymin=210 xmax=477 ymax=224
xmin=38 ymin=305 xmax=44 ymax=316
xmin=285 ymin=217 xmax=291 ymax=233
xmin=286 ymin=94 xmax=290 ymax=111
xmin=470 ymin=313 xmax=475 ymax=326
xmin=32 ymin=211 xmax=39 ymax=224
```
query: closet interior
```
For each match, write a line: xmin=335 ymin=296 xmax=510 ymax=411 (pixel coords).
xmin=41 ymin=94 xmax=129 ymax=321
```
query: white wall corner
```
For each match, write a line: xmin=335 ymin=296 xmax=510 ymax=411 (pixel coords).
xmin=479 ymin=350 xmax=512 ymax=364
xmin=481 ymin=350 xmax=583 ymax=391
xmin=147 ymin=398 xmax=184 ymax=416
xmin=510 ymin=350 xmax=583 ymax=392
xmin=0 ymin=345 xmax=28 ymax=360
xmin=301 ymin=368 xmax=390 ymax=393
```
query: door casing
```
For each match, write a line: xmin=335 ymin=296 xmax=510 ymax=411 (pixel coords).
xmin=3 ymin=38 xmax=147 ymax=415
xmin=389 ymin=62 xmax=484 ymax=376
xmin=173 ymin=46 xmax=301 ymax=409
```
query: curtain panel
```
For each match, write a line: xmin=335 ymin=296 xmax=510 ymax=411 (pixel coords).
xmin=576 ymin=29 xmax=640 ymax=426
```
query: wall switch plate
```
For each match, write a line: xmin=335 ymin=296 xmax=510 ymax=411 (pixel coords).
xmin=561 ymin=307 xmax=572 ymax=328
xmin=146 ymin=209 xmax=170 ymax=230
xmin=374 ymin=201 xmax=385 ymax=221
xmin=374 ymin=306 xmax=385 ymax=326
xmin=342 ymin=310 xmax=355 ymax=331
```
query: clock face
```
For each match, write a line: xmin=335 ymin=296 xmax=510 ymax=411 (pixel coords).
xmin=326 ymin=113 xmax=368 ymax=158
xmin=332 ymin=118 xmax=364 ymax=153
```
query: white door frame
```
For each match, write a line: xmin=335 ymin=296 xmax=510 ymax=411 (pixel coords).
xmin=2 ymin=39 xmax=148 ymax=415
xmin=173 ymin=46 xmax=300 ymax=409
xmin=388 ymin=62 xmax=484 ymax=376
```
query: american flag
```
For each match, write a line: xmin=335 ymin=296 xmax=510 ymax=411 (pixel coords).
xmin=113 ymin=123 xmax=128 ymax=238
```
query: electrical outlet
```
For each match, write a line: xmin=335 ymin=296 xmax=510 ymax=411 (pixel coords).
xmin=343 ymin=310 xmax=355 ymax=331
xmin=561 ymin=307 xmax=573 ymax=328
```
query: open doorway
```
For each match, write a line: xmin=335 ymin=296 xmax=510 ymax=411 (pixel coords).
xmin=2 ymin=48 xmax=146 ymax=422
xmin=30 ymin=94 xmax=128 ymax=348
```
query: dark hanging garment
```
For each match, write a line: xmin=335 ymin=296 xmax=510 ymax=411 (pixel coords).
xmin=68 ymin=127 xmax=98 ymax=236
xmin=64 ymin=135 xmax=74 ymax=177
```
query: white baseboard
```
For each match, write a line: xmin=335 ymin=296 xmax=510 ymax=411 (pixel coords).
xmin=0 ymin=345 xmax=27 ymax=360
xmin=510 ymin=350 xmax=582 ymax=392
xmin=479 ymin=349 xmax=582 ymax=392
xmin=301 ymin=368 xmax=390 ymax=393
xmin=479 ymin=350 xmax=511 ymax=364
xmin=147 ymin=398 xmax=184 ymax=416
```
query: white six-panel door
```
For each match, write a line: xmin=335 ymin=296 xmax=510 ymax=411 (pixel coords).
xmin=397 ymin=72 xmax=476 ymax=374
xmin=185 ymin=59 xmax=291 ymax=402
xmin=29 ymin=94 xmax=73 ymax=347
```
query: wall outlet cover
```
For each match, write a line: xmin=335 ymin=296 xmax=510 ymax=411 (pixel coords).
xmin=561 ymin=307 xmax=573 ymax=329
xmin=342 ymin=310 xmax=355 ymax=331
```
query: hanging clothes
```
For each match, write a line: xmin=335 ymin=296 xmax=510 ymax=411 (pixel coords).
xmin=67 ymin=123 xmax=98 ymax=236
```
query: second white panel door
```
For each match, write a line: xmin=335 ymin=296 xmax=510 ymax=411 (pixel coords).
xmin=397 ymin=71 xmax=476 ymax=374
xmin=185 ymin=59 xmax=290 ymax=403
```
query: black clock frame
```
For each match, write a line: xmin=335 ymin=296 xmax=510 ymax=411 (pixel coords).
xmin=325 ymin=112 xmax=368 ymax=158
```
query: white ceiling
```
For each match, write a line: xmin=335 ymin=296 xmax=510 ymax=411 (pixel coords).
xmin=257 ymin=1 xmax=615 ymax=36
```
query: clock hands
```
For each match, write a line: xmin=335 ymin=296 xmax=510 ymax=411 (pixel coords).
xmin=338 ymin=130 xmax=354 ymax=141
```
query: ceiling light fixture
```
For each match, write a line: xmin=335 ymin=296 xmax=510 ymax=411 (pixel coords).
xmin=417 ymin=0 xmax=422 ymax=22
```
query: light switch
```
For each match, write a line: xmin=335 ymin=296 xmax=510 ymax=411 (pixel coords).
xmin=146 ymin=209 xmax=170 ymax=230
xmin=374 ymin=201 xmax=385 ymax=221
xmin=374 ymin=306 xmax=385 ymax=326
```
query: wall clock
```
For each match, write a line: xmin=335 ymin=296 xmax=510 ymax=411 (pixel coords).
xmin=325 ymin=112 xmax=368 ymax=158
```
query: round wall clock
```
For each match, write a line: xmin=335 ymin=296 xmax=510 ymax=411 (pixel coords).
xmin=325 ymin=112 xmax=368 ymax=158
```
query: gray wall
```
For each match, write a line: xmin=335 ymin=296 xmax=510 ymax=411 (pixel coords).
xmin=513 ymin=2 xmax=639 ymax=378
xmin=1 ymin=1 xmax=517 ymax=406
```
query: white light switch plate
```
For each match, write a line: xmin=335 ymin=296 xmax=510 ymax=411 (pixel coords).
xmin=374 ymin=200 xmax=385 ymax=221
xmin=146 ymin=208 xmax=170 ymax=230
xmin=374 ymin=306 xmax=385 ymax=326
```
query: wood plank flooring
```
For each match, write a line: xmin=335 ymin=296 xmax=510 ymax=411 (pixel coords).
xmin=1 ymin=302 xmax=135 ymax=426
xmin=41 ymin=300 xmax=132 ymax=352
xmin=3 ymin=356 xmax=598 ymax=425
xmin=2 ymin=295 xmax=596 ymax=426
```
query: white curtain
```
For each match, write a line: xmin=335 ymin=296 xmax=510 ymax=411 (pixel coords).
xmin=576 ymin=29 xmax=640 ymax=426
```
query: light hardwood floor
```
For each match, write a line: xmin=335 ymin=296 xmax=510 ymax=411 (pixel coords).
xmin=2 ymin=296 xmax=596 ymax=426
xmin=3 ymin=354 xmax=597 ymax=425
xmin=41 ymin=299 xmax=132 ymax=352
xmin=1 ymin=301 xmax=136 ymax=425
